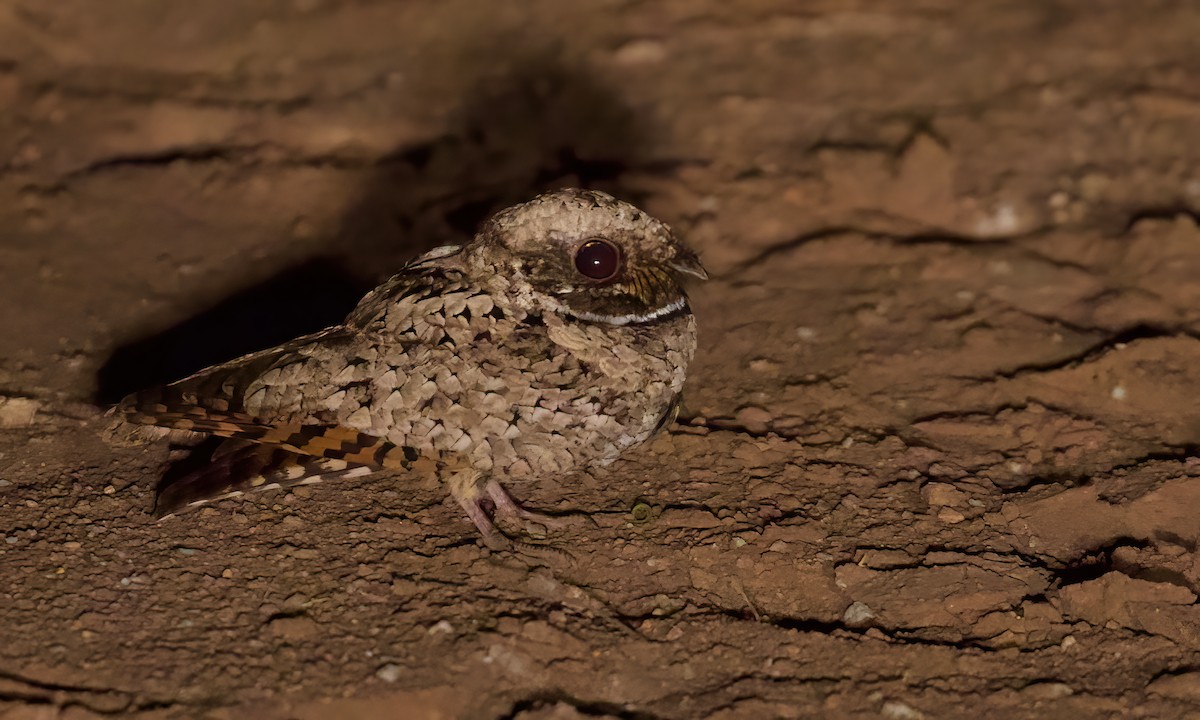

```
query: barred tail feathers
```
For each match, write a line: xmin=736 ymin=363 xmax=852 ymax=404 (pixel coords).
xmin=155 ymin=440 xmax=374 ymax=518
xmin=121 ymin=395 xmax=415 ymax=470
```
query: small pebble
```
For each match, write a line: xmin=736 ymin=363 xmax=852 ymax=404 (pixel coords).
xmin=1022 ymin=682 xmax=1074 ymax=699
xmin=612 ymin=39 xmax=667 ymax=66
xmin=375 ymin=664 xmax=402 ymax=683
xmin=843 ymin=601 xmax=876 ymax=627
xmin=630 ymin=502 xmax=654 ymax=524
xmin=734 ymin=406 xmax=773 ymax=434
xmin=0 ymin=397 xmax=39 ymax=428
xmin=937 ymin=508 xmax=966 ymax=524
xmin=881 ymin=701 xmax=924 ymax=719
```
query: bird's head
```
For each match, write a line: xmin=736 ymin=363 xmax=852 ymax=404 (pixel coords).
xmin=469 ymin=188 xmax=706 ymax=325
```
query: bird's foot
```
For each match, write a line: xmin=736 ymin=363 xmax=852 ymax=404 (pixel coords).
xmin=447 ymin=471 xmax=588 ymax=555
xmin=483 ymin=479 xmax=579 ymax=539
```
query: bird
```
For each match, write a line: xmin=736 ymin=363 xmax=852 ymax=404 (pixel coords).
xmin=114 ymin=188 xmax=706 ymax=548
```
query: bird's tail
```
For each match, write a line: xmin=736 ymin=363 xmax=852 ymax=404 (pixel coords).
xmin=155 ymin=439 xmax=373 ymax=518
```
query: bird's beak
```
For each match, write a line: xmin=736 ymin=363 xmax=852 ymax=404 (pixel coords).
xmin=669 ymin=247 xmax=709 ymax=281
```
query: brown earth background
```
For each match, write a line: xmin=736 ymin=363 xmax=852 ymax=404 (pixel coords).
xmin=3 ymin=1 xmax=1200 ymax=718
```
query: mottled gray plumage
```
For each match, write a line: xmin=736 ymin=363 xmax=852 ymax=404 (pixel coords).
xmin=118 ymin=188 xmax=705 ymax=547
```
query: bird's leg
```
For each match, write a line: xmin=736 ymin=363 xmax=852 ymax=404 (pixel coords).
xmin=483 ymin=478 xmax=574 ymax=536
xmin=445 ymin=469 xmax=512 ymax=550
xmin=446 ymin=469 xmax=579 ymax=548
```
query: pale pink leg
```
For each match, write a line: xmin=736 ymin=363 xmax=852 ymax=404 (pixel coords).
xmin=446 ymin=470 xmax=510 ymax=550
xmin=484 ymin=479 xmax=574 ymax=535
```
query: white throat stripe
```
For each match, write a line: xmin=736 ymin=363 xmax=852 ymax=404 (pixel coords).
xmin=571 ymin=297 xmax=687 ymax=326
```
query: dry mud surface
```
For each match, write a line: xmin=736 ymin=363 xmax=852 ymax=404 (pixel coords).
xmin=2 ymin=1 xmax=1200 ymax=718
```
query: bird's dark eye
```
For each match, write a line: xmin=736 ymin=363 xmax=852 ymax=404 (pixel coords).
xmin=574 ymin=239 xmax=621 ymax=281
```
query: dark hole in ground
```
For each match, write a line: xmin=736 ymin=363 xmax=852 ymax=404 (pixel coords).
xmin=1053 ymin=537 xmax=1151 ymax=587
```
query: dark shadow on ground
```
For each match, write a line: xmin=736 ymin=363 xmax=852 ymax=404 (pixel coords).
xmin=94 ymin=258 xmax=364 ymax=404
xmin=332 ymin=53 xmax=654 ymax=279
xmin=94 ymin=50 xmax=649 ymax=405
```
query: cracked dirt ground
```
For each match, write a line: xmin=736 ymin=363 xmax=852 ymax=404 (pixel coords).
xmin=2 ymin=1 xmax=1200 ymax=718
